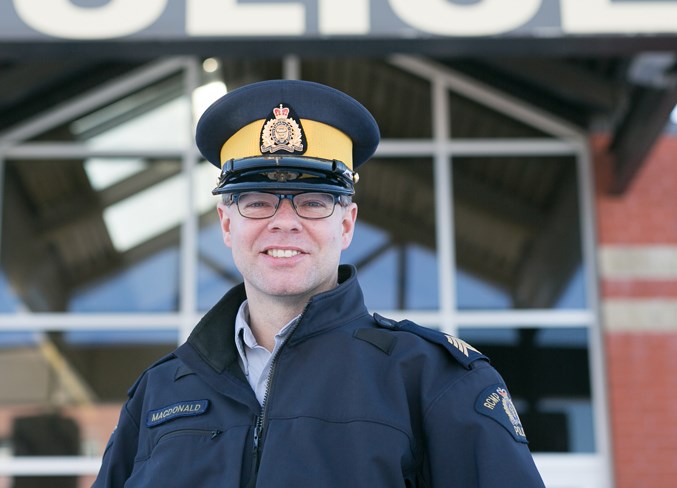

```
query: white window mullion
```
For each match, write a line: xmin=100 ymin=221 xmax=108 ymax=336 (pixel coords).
xmin=432 ymin=78 xmax=456 ymax=336
xmin=179 ymin=58 xmax=202 ymax=344
xmin=0 ymin=456 xmax=101 ymax=476
xmin=576 ymin=142 xmax=615 ymax=488
xmin=283 ymin=55 xmax=301 ymax=80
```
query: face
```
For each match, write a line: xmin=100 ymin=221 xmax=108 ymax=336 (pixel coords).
xmin=217 ymin=194 xmax=358 ymax=304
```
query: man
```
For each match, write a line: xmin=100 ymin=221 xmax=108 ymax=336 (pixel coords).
xmin=94 ymin=80 xmax=545 ymax=487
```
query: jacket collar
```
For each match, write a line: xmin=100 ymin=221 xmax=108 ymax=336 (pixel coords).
xmin=186 ymin=264 xmax=367 ymax=374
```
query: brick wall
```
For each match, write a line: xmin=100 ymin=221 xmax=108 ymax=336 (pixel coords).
xmin=593 ymin=135 xmax=677 ymax=488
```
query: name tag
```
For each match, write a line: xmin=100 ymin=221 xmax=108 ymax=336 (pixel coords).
xmin=146 ymin=400 xmax=209 ymax=427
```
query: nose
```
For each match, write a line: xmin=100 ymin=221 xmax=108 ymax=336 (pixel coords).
xmin=268 ymin=198 xmax=301 ymax=230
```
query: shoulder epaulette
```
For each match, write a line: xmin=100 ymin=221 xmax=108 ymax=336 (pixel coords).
xmin=373 ymin=313 xmax=489 ymax=369
xmin=127 ymin=352 xmax=177 ymax=398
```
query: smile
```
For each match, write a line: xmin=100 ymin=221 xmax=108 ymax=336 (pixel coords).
xmin=266 ymin=249 xmax=301 ymax=258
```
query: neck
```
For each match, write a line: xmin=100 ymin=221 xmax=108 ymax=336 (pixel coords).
xmin=244 ymin=290 xmax=309 ymax=351
xmin=242 ymin=269 xmax=343 ymax=351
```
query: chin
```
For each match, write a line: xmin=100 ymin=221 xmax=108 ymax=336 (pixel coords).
xmin=265 ymin=281 xmax=330 ymax=300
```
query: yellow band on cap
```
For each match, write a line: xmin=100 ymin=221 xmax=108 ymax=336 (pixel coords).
xmin=219 ymin=119 xmax=353 ymax=170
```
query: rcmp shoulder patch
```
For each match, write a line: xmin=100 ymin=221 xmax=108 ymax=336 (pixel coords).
xmin=475 ymin=384 xmax=528 ymax=443
xmin=372 ymin=313 xmax=488 ymax=369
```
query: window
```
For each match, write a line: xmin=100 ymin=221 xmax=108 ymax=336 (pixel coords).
xmin=0 ymin=56 xmax=609 ymax=487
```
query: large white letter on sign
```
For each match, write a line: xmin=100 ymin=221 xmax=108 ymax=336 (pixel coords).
xmin=319 ymin=0 xmax=369 ymax=35
xmin=388 ymin=0 xmax=541 ymax=36
xmin=188 ymin=0 xmax=305 ymax=36
xmin=562 ymin=0 xmax=677 ymax=33
xmin=14 ymin=0 xmax=166 ymax=39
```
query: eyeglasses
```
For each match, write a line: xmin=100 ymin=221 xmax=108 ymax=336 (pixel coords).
xmin=228 ymin=192 xmax=346 ymax=220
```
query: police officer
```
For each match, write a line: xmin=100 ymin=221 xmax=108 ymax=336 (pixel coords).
xmin=93 ymin=80 xmax=546 ymax=487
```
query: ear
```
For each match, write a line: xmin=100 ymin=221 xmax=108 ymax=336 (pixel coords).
xmin=341 ymin=203 xmax=358 ymax=250
xmin=216 ymin=202 xmax=233 ymax=248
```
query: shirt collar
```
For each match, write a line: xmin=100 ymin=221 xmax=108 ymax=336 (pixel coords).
xmin=234 ymin=300 xmax=254 ymax=363
xmin=186 ymin=265 xmax=364 ymax=374
xmin=234 ymin=300 xmax=300 ymax=371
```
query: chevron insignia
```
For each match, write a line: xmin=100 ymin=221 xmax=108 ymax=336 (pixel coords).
xmin=445 ymin=335 xmax=481 ymax=357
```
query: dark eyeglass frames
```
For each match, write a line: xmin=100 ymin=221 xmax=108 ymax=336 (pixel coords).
xmin=227 ymin=192 xmax=347 ymax=219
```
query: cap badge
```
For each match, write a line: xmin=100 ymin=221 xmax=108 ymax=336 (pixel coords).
xmin=265 ymin=170 xmax=300 ymax=182
xmin=260 ymin=103 xmax=306 ymax=155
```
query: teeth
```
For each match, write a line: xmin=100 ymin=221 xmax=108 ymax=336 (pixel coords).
xmin=267 ymin=249 xmax=300 ymax=258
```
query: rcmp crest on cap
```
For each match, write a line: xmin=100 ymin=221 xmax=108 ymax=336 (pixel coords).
xmin=260 ymin=103 xmax=306 ymax=155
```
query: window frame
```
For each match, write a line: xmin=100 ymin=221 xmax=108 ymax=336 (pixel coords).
xmin=0 ymin=55 xmax=612 ymax=487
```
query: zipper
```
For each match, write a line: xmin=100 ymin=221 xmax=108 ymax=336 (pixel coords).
xmin=249 ymin=307 xmax=307 ymax=485
xmin=155 ymin=428 xmax=222 ymax=448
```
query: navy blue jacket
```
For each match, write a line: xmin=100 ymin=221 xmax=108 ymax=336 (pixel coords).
xmin=94 ymin=265 xmax=545 ymax=487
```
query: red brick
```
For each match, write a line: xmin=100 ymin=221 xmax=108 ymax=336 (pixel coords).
xmin=605 ymin=332 xmax=677 ymax=488
xmin=601 ymin=279 xmax=677 ymax=298
xmin=593 ymin=134 xmax=677 ymax=245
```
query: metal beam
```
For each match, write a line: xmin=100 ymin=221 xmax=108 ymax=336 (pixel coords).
xmin=483 ymin=58 xmax=621 ymax=111
xmin=608 ymin=83 xmax=677 ymax=193
xmin=0 ymin=62 xmax=87 ymax=104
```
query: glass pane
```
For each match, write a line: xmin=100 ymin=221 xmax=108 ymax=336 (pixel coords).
xmin=193 ymin=58 xmax=285 ymax=124
xmin=197 ymin=215 xmax=243 ymax=312
xmin=0 ymin=272 xmax=22 ymax=313
xmin=345 ymin=158 xmax=438 ymax=310
xmin=301 ymin=59 xmax=433 ymax=139
xmin=2 ymin=159 xmax=184 ymax=312
xmin=459 ymin=326 xmax=595 ymax=453
xmin=0 ymin=329 xmax=177 ymax=460
xmin=194 ymin=160 xmax=241 ymax=311
xmin=195 ymin=156 xmax=440 ymax=312
xmin=448 ymin=90 xmax=552 ymax=139
xmin=452 ymin=156 xmax=586 ymax=310
xmin=29 ymin=73 xmax=190 ymax=150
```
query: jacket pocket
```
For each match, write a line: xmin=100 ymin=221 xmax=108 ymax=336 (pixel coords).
xmin=126 ymin=429 xmax=225 ymax=488
xmin=154 ymin=428 xmax=222 ymax=450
